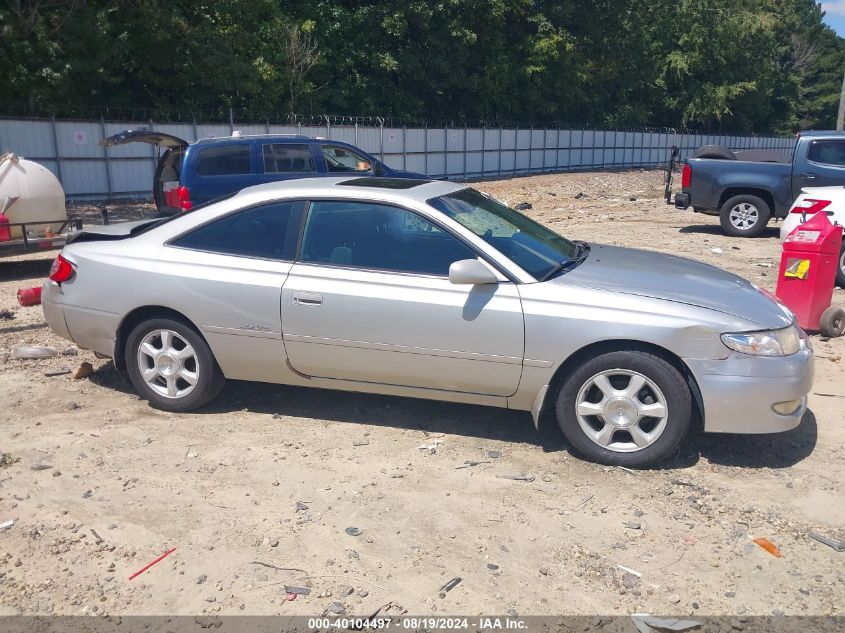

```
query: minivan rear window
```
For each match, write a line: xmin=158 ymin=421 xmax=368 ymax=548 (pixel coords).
xmin=262 ymin=143 xmax=316 ymax=173
xmin=196 ymin=145 xmax=251 ymax=176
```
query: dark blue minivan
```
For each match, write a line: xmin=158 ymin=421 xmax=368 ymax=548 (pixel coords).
xmin=101 ymin=130 xmax=428 ymax=215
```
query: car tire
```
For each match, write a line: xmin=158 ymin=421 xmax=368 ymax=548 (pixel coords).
xmin=555 ymin=350 xmax=692 ymax=467
xmin=837 ymin=241 xmax=845 ymax=289
xmin=125 ymin=317 xmax=225 ymax=412
xmin=719 ymin=194 xmax=771 ymax=237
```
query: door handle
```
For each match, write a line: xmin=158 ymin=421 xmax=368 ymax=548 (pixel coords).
xmin=292 ymin=292 xmax=323 ymax=306
xmin=803 ymin=173 xmax=817 ymax=179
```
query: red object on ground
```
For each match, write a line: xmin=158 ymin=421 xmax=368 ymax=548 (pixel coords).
xmin=0 ymin=213 xmax=11 ymax=242
xmin=128 ymin=547 xmax=176 ymax=580
xmin=17 ymin=286 xmax=42 ymax=307
xmin=776 ymin=212 xmax=843 ymax=331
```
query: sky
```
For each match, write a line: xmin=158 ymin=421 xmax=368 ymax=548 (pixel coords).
xmin=822 ymin=1 xmax=845 ymax=36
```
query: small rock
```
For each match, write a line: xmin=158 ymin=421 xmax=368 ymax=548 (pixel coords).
xmin=725 ymin=591 xmax=736 ymax=598
xmin=539 ymin=566 xmax=549 ymax=576
xmin=487 ymin=563 xmax=499 ymax=571
xmin=206 ymin=597 xmax=216 ymax=603
xmin=358 ymin=589 xmax=369 ymax=598
xmin=329 ymin=602 xmax=345 ymax=615
xmin=269 ymin=538 xmax=279 ymax=548
xmin=196 ymin=575 xmax=207 ymax=585
xmin=668 ymin=593 xmax=681 ymax=604
xmin=343 ymin=586 xmax=354 ymax=596
xmin=347 ymin=549 xmax=359 ymax=559
xmin=624 ymin=521 xmax=641 ymax=530
xmin=31 ymin=464 xmax=53 ymax=471
xmin=51 ymin=470 xmax=61 ymax=477
xmin=623 ymin=573 xmax=639 ymax=589
xmin=62 ymin=348 xmax=79 ymax=356
xmin=345 ymin=527 xmax=362 ymax=536
xmin=799 ymin=587 xmax=810 ymax=595
xmin=82 ymin=490 xmax=92 ymax=499
xmin=514 ymin=202 xmax=532 ymax=210
xmin=296 ymin=502 xmax=308 ymax=512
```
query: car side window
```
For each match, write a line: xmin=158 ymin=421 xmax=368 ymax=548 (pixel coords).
xmin=171 ymin=202 xmax=294 ymax=260
xmin=807 ymin=140 xmax=845 ymax=167
xmin=299 ymin=201 xmax=475 ymax=275
xmin=322 ymin=146 xmax=372 ymax=173
xmin=262 ymin=143 xmax=316 ymax=173
xmin=196 ymin=145 xmax=251 ymax=176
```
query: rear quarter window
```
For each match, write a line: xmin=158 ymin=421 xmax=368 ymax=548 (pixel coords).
xmin=196 ymin=145 xmax=251 ymax=176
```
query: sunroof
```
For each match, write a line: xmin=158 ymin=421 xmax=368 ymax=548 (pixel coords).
xmin=337 ymin=177 xmax=431 ymax=189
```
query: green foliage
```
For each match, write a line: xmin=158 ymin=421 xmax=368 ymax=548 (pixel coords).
xmin=0 ymin=0 xmax=843 ymax=132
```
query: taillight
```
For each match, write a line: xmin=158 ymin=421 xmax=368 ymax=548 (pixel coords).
xmin=177 ymin=186 xmax=192 ymax=211
xmin=789 ymin=198 xmax=830 ymax=215
xmin=681 ymin=163 xmax=692 ymax=188
xmin=49 ymin=254 xmax=74 ymax=283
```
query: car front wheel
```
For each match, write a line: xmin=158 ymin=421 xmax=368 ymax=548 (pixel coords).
xmin=125 ymin=317 xmax=225 ymax=412
xmin=555 ymin=350 xmax=692 ymax=466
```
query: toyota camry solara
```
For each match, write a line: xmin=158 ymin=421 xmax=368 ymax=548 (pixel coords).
xmin=42 ymin=177 xmax=814 ymax=466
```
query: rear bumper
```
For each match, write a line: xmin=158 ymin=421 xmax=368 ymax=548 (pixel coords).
xmin=41 ymin=282 xmax=73 ymax=342
xmin=685 ymin=346 xmax=814 ymax=434
xmin=674 ymin=192 xmax=691 ymax=209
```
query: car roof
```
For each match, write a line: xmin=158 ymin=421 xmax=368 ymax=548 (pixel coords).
xmin=192 ymin=134 xmax=339 ymax=145
xmin=234 ymin=176 xmax=467 ymax=203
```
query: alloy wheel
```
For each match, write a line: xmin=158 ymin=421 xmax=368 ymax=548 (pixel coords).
xmin=574 ymin=369 xmax=669 ymax=453
xmin=136 ymin=329 xmax=199 ymax=399
xmin=729 ymin=202 xmax=759 ymax=231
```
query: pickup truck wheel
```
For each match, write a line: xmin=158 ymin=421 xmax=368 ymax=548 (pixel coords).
xmin=719 ymin=195 xmax=771 ymax=237
xmin=555 ymin=350 xmax=692 ymax=467
xmin=837 ymin=242 xmax=845 ymax=288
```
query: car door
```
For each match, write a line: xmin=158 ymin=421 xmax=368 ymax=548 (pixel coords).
xmin=317 ymin=144 xmax=377 ymax=176
xmin=257 ymin=142 xmax=321 ymax=184
xmin=163 ymin=199 xmax=304 ymax=382
xmin=187 ymin=142 xmax=257 ymax=205
xmin=795 ymin=139 xmax=845 ymax=190
xmin=280 ymin=199 xmax=525 ymax=396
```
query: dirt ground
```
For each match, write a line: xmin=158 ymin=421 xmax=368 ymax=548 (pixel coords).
xmin=0 ymin=170 xmax=844 ymax=620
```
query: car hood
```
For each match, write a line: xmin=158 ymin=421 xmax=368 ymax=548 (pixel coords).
xmin=555 ymin=243 xmax=793 ymax=329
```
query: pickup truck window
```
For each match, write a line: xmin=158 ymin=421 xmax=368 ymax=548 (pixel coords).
xmin=807 ymin=140 xmax=845 ymax=167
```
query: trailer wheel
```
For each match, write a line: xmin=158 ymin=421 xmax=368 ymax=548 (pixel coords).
xmin=719 ymin=194 xmax=771 ymax=238
xmin=820 ymin=306 xmax=845 ymax=338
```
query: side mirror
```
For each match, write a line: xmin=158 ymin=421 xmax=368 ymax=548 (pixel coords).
xmin=373 ymin=162 xmax=385 ymax=176
xmin=449 ymin=259 xmax=498 ymax=285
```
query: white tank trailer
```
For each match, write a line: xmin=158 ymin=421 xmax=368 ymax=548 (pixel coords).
xmin=0 ymin=152 xmax=68 ymax=240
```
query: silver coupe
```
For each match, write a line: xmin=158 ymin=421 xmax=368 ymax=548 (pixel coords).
xmin=42 ymin=177 xmax=814 ymax=465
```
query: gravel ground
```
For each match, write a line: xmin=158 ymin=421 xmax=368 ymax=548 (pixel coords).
xmin=0 ymin=169 xmax=843 ymax=620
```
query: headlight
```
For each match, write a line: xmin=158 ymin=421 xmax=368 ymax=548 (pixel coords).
xmin=721 ymin=324 xmax=801 ymax=356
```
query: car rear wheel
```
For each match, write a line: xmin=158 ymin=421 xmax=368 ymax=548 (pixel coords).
xmin=125 ymin=317 xmax=225 ymax=412
xmin=555 ymin=350 xmax=692 ymax=467
xmin=719 ymin=194 xmax=771 ymax=237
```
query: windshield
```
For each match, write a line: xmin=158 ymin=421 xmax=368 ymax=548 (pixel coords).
xmin=428 ymin=188 xmax=580 ymax=280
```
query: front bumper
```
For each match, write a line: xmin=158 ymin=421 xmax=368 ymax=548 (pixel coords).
xmin=674 ymin=192 xmax=691 ymax=209
xmin=685 ymin=346 xmax=814 ymax=434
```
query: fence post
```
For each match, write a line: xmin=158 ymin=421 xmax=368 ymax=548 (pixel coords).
xmin=555 ymin=125 xmax=561 ymax=172
xmin=443 ymin=124 xmax=448 ymax=179
xmin=100 ymin=115 xmax=113 ymax=200
xmin=379 ymin=118 xmax=385 ymax=162
xmin=498 ymin=126 xmax=503 ymax=178
xmin=229 ymin=106 xmax=235 ymax=134
xmin=192 ymin=116 xmax=198 ymax=141
xmin=513 ymin=124 xmax=518 ymax=177
xmin=325 ymin=115 xmax=331 ymax=140
xmin=424 ymin=122 xmax=428 ymax=176
xmin=403 ymin=124 xmax=407 ymax=171
xmin=355 ymin=122 xmax=359 ymax=146
xmin=463 ymin=123 xmax=468 ymax=180
xmin=480 ymin=123 xmax=486 ymax=179
xmin=49 ymin=115 xmax=64 ymax=187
